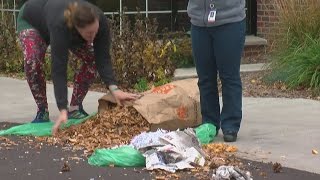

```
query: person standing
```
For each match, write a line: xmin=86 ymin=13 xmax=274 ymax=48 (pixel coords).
xmin=187 ymin=0 xmax=246 ymax=142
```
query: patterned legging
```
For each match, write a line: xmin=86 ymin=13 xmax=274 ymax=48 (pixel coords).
xmin=19 ymin=29 xmax=96 ymax=111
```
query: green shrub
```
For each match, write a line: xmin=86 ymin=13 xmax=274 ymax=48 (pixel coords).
xmin=1 ymin=8 xmax=182 ymax=89
xmin=267 ymin=0 xmax=320 ymax=93
xmin=109 ymin=10 xmax=177 ymax=89
xmin=170 ymin=37 xmax=194 ymax=68
xmin=134 ymin=77 xmax=149 ymax=92
xmin=0 ymin=9 xmax=78 ymax=79
xmin=44 ymin=53 xmax=79 ymax=82
xmin=269 ymin=37 xmax=320 ymax=89
xmin=274 ymin=0 xmax=320 ymax=47
xmin=0 ymin=12 xmax=23 ymax=73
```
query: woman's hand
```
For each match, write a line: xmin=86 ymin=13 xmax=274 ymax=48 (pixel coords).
xmin=52 ymin=109 xmax=68 ymax=136
xmin=109 ymin=85 xmax=140 ymax=106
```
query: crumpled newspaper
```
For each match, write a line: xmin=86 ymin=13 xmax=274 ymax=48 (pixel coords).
xmin=211 ymin=166 xmax=253 ymax=180
xmin=130 ymin=128 xmax=205 ymax=172
xmin=130 ymin=129 xmax=168 ymax=152
xmin=159 ymin=128 xmax=206 ymax=157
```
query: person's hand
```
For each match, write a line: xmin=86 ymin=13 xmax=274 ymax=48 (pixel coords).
xmin=109 ymin=85 xmax=140 ymax=106
xmin=52 ymin=110 xmax=68 ymax=136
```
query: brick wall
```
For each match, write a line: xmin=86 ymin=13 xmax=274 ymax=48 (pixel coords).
xmin=256 ymin=0 xmax=280 ymax=42
xmin=242 ymin=45 xmax=267 ymax=64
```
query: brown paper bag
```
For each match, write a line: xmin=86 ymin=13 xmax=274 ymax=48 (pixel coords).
xmin=98 ymin=78 xmax=202 ymax=131
xmin=170 ymin=78 xmax=200 ymax=101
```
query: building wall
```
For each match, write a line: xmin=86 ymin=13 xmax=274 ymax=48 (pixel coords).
xmin=256 ymin=0 xmax=280 ymax=41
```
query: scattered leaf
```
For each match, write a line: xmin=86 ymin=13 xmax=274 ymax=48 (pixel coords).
xmin=272 ymin=162 xmax=282 ymax=173
xmin=155 ymin=176 xmax=166 ymax=180
xmin=61 ymin=162 xmax=71 ymax=172
xmin=312 ymin=149 xmax=318 ymax=155
xmin=259 ymin=171 xmax=267 ymax=177
xmin=226 ymin=146 xmax=238 ymax=153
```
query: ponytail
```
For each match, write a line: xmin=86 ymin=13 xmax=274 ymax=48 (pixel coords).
xmin=64 ymin=2 xmax=78 ymax=29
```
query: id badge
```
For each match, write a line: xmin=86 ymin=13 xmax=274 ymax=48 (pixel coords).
xmin=208 ymin=10 xmax=216 ymax=23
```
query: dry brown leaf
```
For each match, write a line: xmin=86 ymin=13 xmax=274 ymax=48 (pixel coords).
xmin=203 ymin=166 xmax=210 ymax=172
xmin=272 ymin=162 xmax=282 ymax=173
xmin=312 ymin=149 xmax=318 ymax=155
xmin=259 ymin=171 xmax=267 ymax=177
xmin=170 ymin=174 xmax=180 ymax=179
xmin=61 ymin=161 xmax=71 ymax=172
xmin=68 ymin=138 xmax=77 ymax=143
xmin=226 ymin=145 xmax=238 ymax=153
xmin=155 ymin=176 xmax=166 ymax=180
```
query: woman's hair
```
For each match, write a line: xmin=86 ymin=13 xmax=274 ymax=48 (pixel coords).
xmin=64 ymin=2 xmax=98 ymax=29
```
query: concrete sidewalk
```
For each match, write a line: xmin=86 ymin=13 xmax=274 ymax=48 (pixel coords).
xmin=174 ymin=63 xmax=268 ymax=80
xmin=0 ymin=77 xmax=102 ymax=123
xmin=1 ymin=76 xmax=319 ymax=174
xmin=227 ymin=98 xmax=320 ymax=174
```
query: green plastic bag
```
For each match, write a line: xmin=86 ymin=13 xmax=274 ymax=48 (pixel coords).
xmin=195 ymin=123 xmax=216 ymax=144
xmin=0 ymin=113 xmax=96 ymax=137
xmin=88 ymin=146 xmax=146 ymax=167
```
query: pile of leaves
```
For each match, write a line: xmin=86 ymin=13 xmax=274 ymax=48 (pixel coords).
xmin=50 ymin=105 xmax=149 ymax=154
xmin=36 ymin=104 xmax=244 ymax=179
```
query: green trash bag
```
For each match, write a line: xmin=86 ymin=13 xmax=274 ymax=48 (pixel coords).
xmin=195 ymin=123 xmax=216 ymax=144
xmin=0 ymin=113 xmax=96 ymax=137
xmin=88 ymin=146 xmax=146 ymax=167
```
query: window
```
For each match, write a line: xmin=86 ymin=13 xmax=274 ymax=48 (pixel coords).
xmin=76 ymin=0 xmax=257 ymax=34
xmin=6 ymin=0 xmax=257 ymax=35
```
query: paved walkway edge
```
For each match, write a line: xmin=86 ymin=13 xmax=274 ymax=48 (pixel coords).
xmin=174 ymin=63 xmax=268 ymax=80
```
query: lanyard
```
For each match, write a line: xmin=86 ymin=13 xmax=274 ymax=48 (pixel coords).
xmin=208 ymin=0 xmax=216 ymax=23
